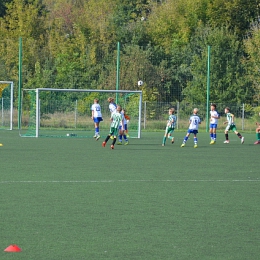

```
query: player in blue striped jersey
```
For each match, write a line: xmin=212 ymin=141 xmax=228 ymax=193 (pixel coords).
xmin=162 ymin=108 xmax=177 ymax=146
xmin=181 ymin=108 xmax=201 ymax=148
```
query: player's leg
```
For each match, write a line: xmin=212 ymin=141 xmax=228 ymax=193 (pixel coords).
xmin=95 ymin=121 xmax=101 ymax=140
xmin=213 ymin=126 xmax=217 ymax=142
xmin=162 ymin=127 xmax=168 ymax=146
xmin=123 ymin=124 xmax=129 ymax=145
xmin=224 ymin=126 xmax=230 ymax=143
xmin=181 ymin=131 xmax=190 ymax=147
xmin=210 ymin=125 xmax=217 ymax=144
xmin=118 ymin=126 xmax=123 ymax=145
xmin=93 ymin=119 xmax=98 ymax=138
xmin=111 ymin=128 xmax=119 ymax=149
xmin=209 ymin=125 xmax=214 ymax=142
xmin=169 ymin=128 xmax=174 ymax=144
xmin=233 ymin=126 xmax=244 ymax=144
xmin=102 ymin=127 xmax=113 ymax=147
xmin=193 ymin=133 xmax=198 ymax=148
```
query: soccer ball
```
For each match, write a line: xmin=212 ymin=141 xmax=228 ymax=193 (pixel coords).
xmin=138 ymin=80 xmax=143 ymax=86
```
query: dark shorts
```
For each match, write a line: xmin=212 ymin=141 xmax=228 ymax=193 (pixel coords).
xmin=187 ymin=129 xmax=198 ymax=134
xmin=210 ymin=123 xmax=218 ymax=129
xmin=93 ymin=117 xmax=103 ymax=123
xmin=119 ymin=124 xmax=127 ymax=131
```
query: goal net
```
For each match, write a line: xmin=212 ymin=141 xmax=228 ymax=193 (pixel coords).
xmin=20 ymin=88 xmax=142 ymax=138
xmin=0 ymin=81 xmax=13 ymax=130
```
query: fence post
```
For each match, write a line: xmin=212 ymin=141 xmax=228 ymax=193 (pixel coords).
xmin=75 ymin=100 xmax=78 ymax=129
xmin=242 ymin=103 xmax=245 ymax=131
xmin=177 ymin=101 xmax=180 ymax=130
xmin=143 ymin=101 xmax=146 ymax=129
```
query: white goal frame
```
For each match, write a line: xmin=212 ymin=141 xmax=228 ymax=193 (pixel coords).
xmin=31 ymin=88 xmax=142 ymax=138
xmin=0 ymin=81 xmax=14 ymax=130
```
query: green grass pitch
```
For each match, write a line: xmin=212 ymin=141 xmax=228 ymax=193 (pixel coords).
xmin=0 ymin=130 xmax=259 ymax=259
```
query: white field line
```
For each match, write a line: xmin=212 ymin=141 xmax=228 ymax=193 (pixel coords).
xmin=0 ymin=179 xmax=259 ymax=184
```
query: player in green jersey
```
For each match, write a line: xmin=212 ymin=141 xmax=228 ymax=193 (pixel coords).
xmin=254 ymin=112 xmax=260 ymax=144
xmin=223 ymin=107 xmax=244 ymax=144
xmin=102 ymin=105 xmax=124 ymax=149
xmin=162 ymin=108 xmax=177 ymax=146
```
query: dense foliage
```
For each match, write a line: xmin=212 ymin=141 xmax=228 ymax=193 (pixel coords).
xmin=0 ymin=0 xmax=260 ymax=105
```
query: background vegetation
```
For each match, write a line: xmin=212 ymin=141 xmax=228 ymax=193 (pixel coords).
xmin=0 ymin=0 xmax=260 ymax=111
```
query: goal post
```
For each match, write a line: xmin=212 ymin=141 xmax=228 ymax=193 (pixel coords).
xmin=20 ymin=88 xmax=142 ymax=138
xmin=0 ymin=81 xmax=14 ymax=130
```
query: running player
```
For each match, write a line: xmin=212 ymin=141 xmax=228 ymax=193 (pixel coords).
xmin=223 ymin=107 xmax=244 ymax=144
xmin=102 ymin=105 xmax=124 ymax=149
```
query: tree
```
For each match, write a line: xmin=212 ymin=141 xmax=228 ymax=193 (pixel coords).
xmin=207 ymin=0 xmax=260 ymax=38
xmin=0 ymin=0 xmax=48 ymax=81
xmin=0 ymin=0 xmax=12 ymax=17
xmin=244 ymin=24 xmax=260 ymax=103
xmin=182 ymin=26 xmax=254 ymax=104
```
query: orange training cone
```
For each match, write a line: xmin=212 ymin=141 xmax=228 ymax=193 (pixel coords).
xmin=4 ymin=244 xmax=22 ymax=252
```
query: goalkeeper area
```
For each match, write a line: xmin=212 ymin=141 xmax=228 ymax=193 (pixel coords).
xmin=0 ymin=81 xmax=13 ymax=130
xmin=20 ymin=88 xmax=142 ymax=138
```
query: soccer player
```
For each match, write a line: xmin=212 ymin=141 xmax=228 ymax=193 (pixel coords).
xmin=107 ymin=97 xmax=117 ymax=115
xmin=162 ymin=108 xmax=177 ymax=146
xmin=181 ymin=108 xmax=201 ymax=148
xmin=107 ymin=97 xmax=117 ymax=140
xmin=102 ymin=105 xmax=124 ymax=149
xmin=209 ymin=103 xmax=220 ymax=144
xmin=118 ymin=108 xmax=129 ymax=145
xmin=123 ymin=109 xmax=131 ymax=138
xmin=223 ymin=107 xmax=244 ymax=144
xmin=91 ymin=98 xmax=103 ymax=140
xmin=254 ymin=112 xmax=260 ymax=144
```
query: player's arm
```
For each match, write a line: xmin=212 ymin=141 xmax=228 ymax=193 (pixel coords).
xmin=212 ymin=113 xmax=220 ymax=119
xmin=168 ymin=118 xmax=173 ymax=126
xmin=121 ymin=120 xmax=124 ymax=131
xmin=91 ymin=108 xmax=94 ymax=119
xmin=231 ymin=113 xmax=235 ymax=124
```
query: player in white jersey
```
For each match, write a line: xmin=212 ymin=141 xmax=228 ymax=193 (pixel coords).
xmin=181 ymin=108 xmax=201 ymax=148
xmin=162 ymin=108 xmax=177 ymax=146
xmin=118 ymin=108 xmax=129 ymax=145
xmin=91 ymin=99 xmax=103 ymax=140
xmin=107 ymin=97 xmax=117 ymax=140
xmin=209 ymin=103 xmax=220 ymax=145
xmin=107 ymin=97 xmax=117 ymax=115
xmin=102 ymin=105 xmax=124 ymax=149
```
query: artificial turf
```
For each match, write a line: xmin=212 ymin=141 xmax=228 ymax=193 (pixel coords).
xmin=0 ymin=130 xmax=259 ymax=259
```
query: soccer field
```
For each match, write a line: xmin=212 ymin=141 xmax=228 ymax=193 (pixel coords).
xmin=0 ymin=130 xmax=259 ymax=259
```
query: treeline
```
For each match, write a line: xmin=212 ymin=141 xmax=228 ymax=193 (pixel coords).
xmin=0 ymin=0 xmax=260 ymax=105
